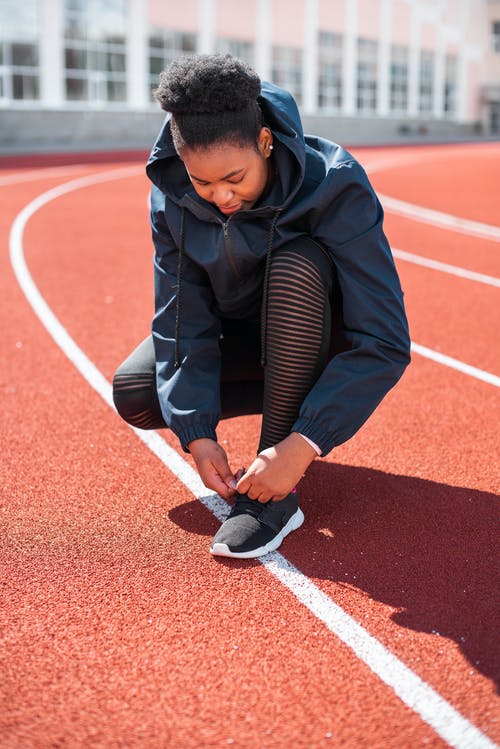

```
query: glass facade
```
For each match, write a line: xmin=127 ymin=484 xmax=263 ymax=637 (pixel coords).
xmin=0 ymin=0 xmax=478 ymax=125
xmin=63 ymin=0 xmax=128 ymax=103
xmin=357 ymin=38 xmax=377 ymax=113
xmin=419 ymin=49 xmax=434 ymax=114
xmin=272 ymin=45 xmax=303 ymax=105
xmin=216 ymin=38 xmax=254 ymax=67
xmin=148 ymin=28 xmax=196 ymax=100
xmin=390 ymin=44 xmax=408 ymax=113
xmin=0 ymin=0 xmax=40 ymax=101
xmin=444 ymin=54 xmax=457 ymax=118
xmin=318 ymin=31 xmax=342 ymax=111
xmin=492 ymin=20 xmax=500 ymax=53
xmin=490 ymin=101 xmax=500 ymax=133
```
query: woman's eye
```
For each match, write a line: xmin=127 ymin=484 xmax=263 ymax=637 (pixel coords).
xmin=228 ymin=177 xmax=244 ymax=185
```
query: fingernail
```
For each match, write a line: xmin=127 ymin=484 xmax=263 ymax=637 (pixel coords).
xmin=229 ymin=479 xmax=237 ymax=489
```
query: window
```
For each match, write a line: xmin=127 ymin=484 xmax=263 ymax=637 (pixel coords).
xmin=419 ymin=49 xmax=434 ymax=114
xmin=148 ymin=28 xmax=196 ymax=100
xmin=216 ymin=38 xmax=254 ymax=66
xmin=63 ymin=0 xmax=128 ymax=103
xmin=490 ymin=102 xmax=500 ymax=133
xmin=492 ymin=21 xmax=500 ymax=53
xmin=390 ymin=45 xmax=408 ymax=113
xmin=318 ymin=31 xmax=342 ymax=111
xmin=271 ymin=45 xmax=303 ymax=105
xmin=0 ymin=0 xmax=40 ymax=101
xmin=444 ymin=54 xmax=457 ymax=118
xmin=357 ymin=38 xmax=377 ymax=113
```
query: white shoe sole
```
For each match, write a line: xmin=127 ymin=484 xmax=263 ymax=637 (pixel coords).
xmin=210 ymin=507 xmax=305 ymax=559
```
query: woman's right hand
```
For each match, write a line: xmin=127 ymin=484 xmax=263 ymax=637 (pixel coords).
xmin=187 ymin=438 xmax=237 ymax=500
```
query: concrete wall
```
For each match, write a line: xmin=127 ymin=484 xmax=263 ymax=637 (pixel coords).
xmin=0 ymin=107 xmax=483 ymax=156
xmin=0 ymin=109 xmax=165 ymax=154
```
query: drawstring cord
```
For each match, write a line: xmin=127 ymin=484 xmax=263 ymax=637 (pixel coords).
xmin=174 ymin=208 xmax=185 ymax=369
xmin=260 ymin=208 xmax=282 ymax=367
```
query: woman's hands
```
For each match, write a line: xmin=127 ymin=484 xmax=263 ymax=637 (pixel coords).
xmin=188 ymin=433 xmax=317 ymax=503
xmin=236 ymin=432 xmax=317 ymax=503
xmin=187 ymin=438 xmax=238 ymax=500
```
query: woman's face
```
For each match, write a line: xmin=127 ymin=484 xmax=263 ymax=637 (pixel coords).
xmin=180 ymin=127 xmax=273 ymax=216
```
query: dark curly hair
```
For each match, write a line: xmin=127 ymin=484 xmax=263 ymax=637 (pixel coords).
xmin=154 ymin=54 xmax=264 ymax=152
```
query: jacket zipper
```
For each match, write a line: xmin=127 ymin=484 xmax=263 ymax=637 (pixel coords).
xmin=222 ymin=218 xmax=241 ymax=281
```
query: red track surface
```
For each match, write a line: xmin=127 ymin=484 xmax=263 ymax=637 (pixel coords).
xmin=1 ymin=143 xmax=499 ymax=748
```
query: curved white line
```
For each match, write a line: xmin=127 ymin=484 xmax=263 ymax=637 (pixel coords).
xmin=4 ymin=154 xmax=499 ymax=242
xmin=393 ymin=248 xmax=500 ymax=288
xmin=8 ymin=169 xmax=498 ymax=749
xmin=0 ymin=164 xmax=90 ymax=186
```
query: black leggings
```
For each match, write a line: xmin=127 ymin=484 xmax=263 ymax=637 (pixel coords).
xmin=113 ymin=237 xmax=336 ymax=452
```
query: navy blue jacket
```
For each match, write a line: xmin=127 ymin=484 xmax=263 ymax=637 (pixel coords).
xmin=146 ymin=82 xmax=411 ymax=455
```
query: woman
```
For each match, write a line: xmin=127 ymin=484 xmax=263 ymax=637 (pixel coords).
xmin=113 ymin=54 xmax=410 ymax=559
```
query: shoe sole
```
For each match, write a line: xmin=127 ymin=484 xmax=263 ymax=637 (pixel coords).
xmin=210 ymin=507 xmax=305 ymax=559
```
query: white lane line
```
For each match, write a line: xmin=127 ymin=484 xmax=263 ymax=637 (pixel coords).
xmin=0 ymin=164 xmax=90 ymax=186
xmin=380 ymin=194 xmax=500 ymax=242
xmin=9 ymin=170 xmax=498 ymax=749
xmin=362 ymin=151 xmax=442 ymax=175
xmin=362 ymin=148 xmax=500 ymax=242
xmin=393 ymin=248 xmax=500 ymax=288
xmin=411 ymin=343 xmax=500 ymax=387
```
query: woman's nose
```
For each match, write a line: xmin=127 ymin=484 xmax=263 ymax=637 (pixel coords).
xmin=214 ymin=185 xmax=234 ymax=205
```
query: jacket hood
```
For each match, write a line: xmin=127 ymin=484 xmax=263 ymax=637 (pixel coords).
xmin=146 ymin=81 xmax=306 ymax=213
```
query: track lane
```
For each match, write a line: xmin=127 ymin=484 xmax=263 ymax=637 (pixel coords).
xmin=3 ymin=153 xmax=500 ymax=748
xmin=4 ymin=373 xmax=446 ymax=749
xmin=22 ymin=175 xmax=500 ymax=385
xmin=397 ymin=264 xmax=500 ymax=375
xmin=11 ymin=167 xmax=500 ymax=740
xmin=359 ymin=142 xmax=500 ymax=225
xmin=2 ymin=193 xmax=450 ymax=749
xmin=384 ymin=215 xmax=500 ymax=280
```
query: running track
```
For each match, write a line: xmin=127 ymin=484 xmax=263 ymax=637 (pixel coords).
xmin=1 ymin=142 xmax=499 ymax=748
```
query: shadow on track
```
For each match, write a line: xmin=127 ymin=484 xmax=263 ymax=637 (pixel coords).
xmin=168 ymin=461 xmax=499 ymax=690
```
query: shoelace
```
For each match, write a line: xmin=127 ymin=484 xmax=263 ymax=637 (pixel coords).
xmin=229 ymin=493 xmax=265 ymax=519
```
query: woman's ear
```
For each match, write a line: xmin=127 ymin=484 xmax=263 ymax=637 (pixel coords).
xmin=258 ymin=127 xmax=274 ymax=158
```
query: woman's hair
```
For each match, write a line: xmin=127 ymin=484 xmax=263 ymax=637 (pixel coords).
xmin=154 ymin=53 xmax=264 ymax=152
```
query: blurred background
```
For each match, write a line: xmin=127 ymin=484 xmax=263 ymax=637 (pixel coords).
xmin=1 ymin=0 xmax=499 ymax=154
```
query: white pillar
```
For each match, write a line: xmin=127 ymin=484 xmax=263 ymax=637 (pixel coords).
xmin=407 ymin=4 xmax=420 ymax=116
xmin=127 ymin=0 xmax=148 ymax=109
xmin=456 ymin=52 xmax=469 ymax=123
xmin=255 ymin=0 xmax=272 ymax=82
xmin=456 ymin=0 xmax=471 ymax=123
xmin=342 ymin=0 xmax=357 ymax=115
xmin=433 ymin=31 xmax=445 ymax=119
xmin=198 ymin=0 xmax=216 ymax=54
xmin=377 ymin=0 xmax=392 ymax=116
xmin=303 ymin=0 xmax=318 ymax=114
xmin=40 ymin=0 xmax=64 ymax=107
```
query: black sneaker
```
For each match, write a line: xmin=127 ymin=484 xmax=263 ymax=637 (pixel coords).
xmin=210 ymin=490 xmax=304 ymax=559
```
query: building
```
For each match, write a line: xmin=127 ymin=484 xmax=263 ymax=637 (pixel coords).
xmin=484 ymin=0 xmax=500 ymax=132
xmin=0 ymin=0 xmax=498 ymax=153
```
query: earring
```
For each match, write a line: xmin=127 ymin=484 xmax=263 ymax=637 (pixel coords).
xmin=269 ymin=144 xmax=274 ymax=151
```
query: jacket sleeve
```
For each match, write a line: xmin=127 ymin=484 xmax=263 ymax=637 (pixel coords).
xmin=292 ymin=161 xmax=411 ymax=455
xmin=151 ymin=195 xmax=222 ymax=451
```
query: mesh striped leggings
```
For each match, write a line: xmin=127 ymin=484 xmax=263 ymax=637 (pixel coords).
xmin=113 ymin=237 xmax=334 ymax=453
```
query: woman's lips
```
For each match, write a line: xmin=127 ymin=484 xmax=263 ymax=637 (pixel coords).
xmin=218 ymin=202 xmax=242 ymax=215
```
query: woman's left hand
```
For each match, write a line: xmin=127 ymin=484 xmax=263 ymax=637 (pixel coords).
xmin=235 ymin=432 xmax=317 ymax=503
